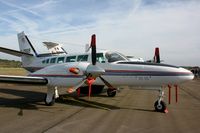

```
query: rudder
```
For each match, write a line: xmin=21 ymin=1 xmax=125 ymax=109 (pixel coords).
xmin=17 ymin=31 xmax=37 ymax=67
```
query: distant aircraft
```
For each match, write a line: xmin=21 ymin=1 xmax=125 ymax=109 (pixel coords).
xmin=126 ymin=56 xmax=144 ymax=62
xmin=43 ymin=41 xmax=67 ymax=55
xmin=0 ymin=32 xmax=194 ymax=112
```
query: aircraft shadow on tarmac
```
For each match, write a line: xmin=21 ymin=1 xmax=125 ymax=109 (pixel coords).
xmin=0 ymin=88 xmax=155 ymax=114
xmin=0 ymin=88 xmax=45 ymax=110
xmin=0 ymin=88 xmax=120 ymax=110
xmin=56 ymin=95 xmax=121 ymax=110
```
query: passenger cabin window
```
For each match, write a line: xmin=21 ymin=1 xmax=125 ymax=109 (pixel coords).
xmin=46 ymin=59 xmax=49 ymax=63
xmin=57 ymin=57 xmax=65 ymax=63
xmin=50 ymin=57 xmax=56 ymax=63
xmin=66 ymin=56 xmax=76 ymax=62
xmin=96 ymin=53 xmax=105 ymax=63
xmin=42 ymin=58 xmax=50 ymax=64
xmin=77 ymin=55 xmax=88 ymax=62
xmin=105 ymin=52 xmax=127 ymax=63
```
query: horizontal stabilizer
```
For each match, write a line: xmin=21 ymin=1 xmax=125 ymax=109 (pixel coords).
xmin=0 ymin=47 xmax=33 ymax=57
xmin=0 ymin=75 xmax=48 ymax=85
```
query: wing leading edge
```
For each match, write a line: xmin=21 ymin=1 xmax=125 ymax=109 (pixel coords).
xmin=0 ymin=75 xmax=47 ymax=85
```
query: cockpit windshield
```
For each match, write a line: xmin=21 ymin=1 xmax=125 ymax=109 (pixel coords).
xmin=105 ymin=52 xmax=129 ymax=63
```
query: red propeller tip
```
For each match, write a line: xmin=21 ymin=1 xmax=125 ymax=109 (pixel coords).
xmin=155 ymin=47 xmax=159 ymax=56
xmin=91 ymin=34 xmax=96 ymax=47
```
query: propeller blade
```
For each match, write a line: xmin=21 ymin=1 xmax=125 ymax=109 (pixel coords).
xmin=91 ymin=34 xmax=96 ymax=65
xmin=154 ymin=47 xmax=160 ymax=63
xmin=88 ymin=82 xmax=92 ymax=99
xmin=99 ymin=76 xmax=114 ymax=89
xmin=67 ymin=79 xmax=86 ymax=93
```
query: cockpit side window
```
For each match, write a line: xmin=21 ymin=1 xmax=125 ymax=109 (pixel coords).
xmin=96 ymin=53 xmax=105 ymax=63
xmin=105 ymin=52 xmax=126 ymax=63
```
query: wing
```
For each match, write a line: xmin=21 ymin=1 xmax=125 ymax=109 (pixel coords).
xmin=0 ymin=75 xmax=47 ymax=85
xmin=0 ymin=47 xmax=33 ymax=57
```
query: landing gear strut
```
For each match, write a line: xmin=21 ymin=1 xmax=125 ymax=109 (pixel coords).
xmin=154 ymin=89 xmax=166 ymax=112
xmin=45 ymin=86 xmax=59 ymax=106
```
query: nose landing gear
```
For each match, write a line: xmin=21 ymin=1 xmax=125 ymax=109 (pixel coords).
xmin=154 ymin=89 xmax=167 ymax=113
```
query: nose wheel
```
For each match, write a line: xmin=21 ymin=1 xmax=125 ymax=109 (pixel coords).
xmin=154 ymin=100 xmax=166 ymax=112
xmin=154 ymin=89 xmax=167 ymax=112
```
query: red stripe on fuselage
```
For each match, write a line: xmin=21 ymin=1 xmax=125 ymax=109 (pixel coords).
xmin=30 ymin=74 xmax=83 ymax=78
xmin=105 ymin=69 xmax=191 ymax=75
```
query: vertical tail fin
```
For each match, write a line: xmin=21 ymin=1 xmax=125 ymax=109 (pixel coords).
xmin=17 ymin=31 xmax=38 ymax=67
xmin=18 ymin=32 xmax=38 ymax=56
xmin=153 ymin=47 xmax=160 ymax=63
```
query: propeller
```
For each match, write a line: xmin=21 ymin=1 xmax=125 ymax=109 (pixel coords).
xmin=154 ymin=47 xmax=160 ymax=63
xmin=91 ymin=34 xmax=96 ymax=65
xmin=67 ymin=78 xmax=87 ymax=93
xmin=68 ymin=34 xmax=115 ymax=99
xmin=85 ymin=34 xmax=102 ymax=99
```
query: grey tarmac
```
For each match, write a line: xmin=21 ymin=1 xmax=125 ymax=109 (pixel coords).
xmin=0 ymin=80 xmax=200 ymax=133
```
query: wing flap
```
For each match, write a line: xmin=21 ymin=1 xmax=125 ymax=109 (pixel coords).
xmin=0 ymin=75 xmax=48 ymax=85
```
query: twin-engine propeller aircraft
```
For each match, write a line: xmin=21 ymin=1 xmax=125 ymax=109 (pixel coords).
xmin=0 ymin=32 xmax=194 ymax=112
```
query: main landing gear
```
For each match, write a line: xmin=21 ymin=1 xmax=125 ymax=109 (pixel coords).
xmin=45 ymin=86 xmax=59 ymax=106
xmin=78 ymin=86 xmax=117 ymax=97
xmin=107 ymin=88 xmax=117 ymax=97
xmin=154 ymin=89 xmax=167 ymax=112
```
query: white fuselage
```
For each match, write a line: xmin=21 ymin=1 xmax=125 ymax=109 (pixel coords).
xmin=23 ymin=50 xmax=129 ymax=72
xmin=30 ymin=61 xmax=194 ymax=88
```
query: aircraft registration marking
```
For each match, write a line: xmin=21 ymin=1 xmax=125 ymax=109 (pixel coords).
xmin=135 ymin=76 xmax=151 ymax=81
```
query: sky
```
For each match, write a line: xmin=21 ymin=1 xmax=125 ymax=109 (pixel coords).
xmin=0 ymin=0 xmax=200 ymax=66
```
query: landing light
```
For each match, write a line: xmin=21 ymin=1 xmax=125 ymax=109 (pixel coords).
xmin=69 ymin=67 xmax=80 ymax=74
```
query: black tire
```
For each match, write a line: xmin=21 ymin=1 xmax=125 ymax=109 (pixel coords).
xmin=107 ymin=89 xmax=116 ymax=97
xmin=45 ymin=94 xmax=55 ymax=106
xmin=154 ymin=100 xmax=166 ymax=112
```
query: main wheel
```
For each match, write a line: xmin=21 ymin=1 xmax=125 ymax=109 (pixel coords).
xmin=154 ymin=100 xmax=166 ymax=112
xmin=107 ymin=89 xmax=116 ymax=97
xmin=45 ymin=94 xmax=55 ymax=106
xmin=80 ymin=85 xmax=104 ymax=94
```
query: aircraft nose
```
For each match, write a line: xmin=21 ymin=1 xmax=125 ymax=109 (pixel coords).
xmin=179 ymin=67 xmax=194 ymax=81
